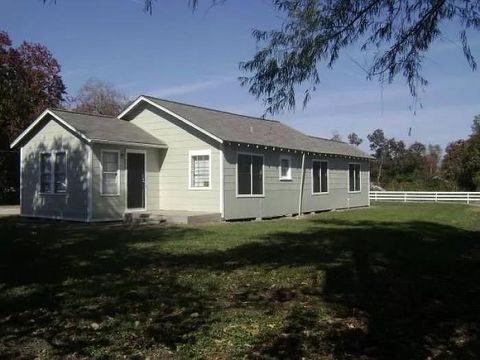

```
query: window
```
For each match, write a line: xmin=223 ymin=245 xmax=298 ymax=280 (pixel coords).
xmin=40 ymin=153 xmax=52 ymax=193
xmin=279 ymin=155 xmax=292 ymax=180
xmin=40 ymin=152 xmax=67 ymax=194
xmin=101 ymin=151 xmax=120 ymax=195
xmin=349 ymin=163 xmax=361 ymax=192
xmin=189 ymin=150 xmax=211 ymax=189
xmin=237 ymin=153 xmax=264 ymax=196
xmin=312 ymin=160 xmax=328 ymax=194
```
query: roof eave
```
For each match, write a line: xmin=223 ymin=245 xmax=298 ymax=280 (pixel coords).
xmin=91 ymin=139 xmax=168 ymax=149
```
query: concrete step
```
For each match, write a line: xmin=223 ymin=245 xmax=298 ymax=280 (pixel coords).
xmin=123 ymin=212 xmax=166 ymax=225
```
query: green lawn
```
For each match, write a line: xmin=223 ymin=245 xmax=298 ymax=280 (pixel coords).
xmin=0 ymin=203 xmax=479 ymax=359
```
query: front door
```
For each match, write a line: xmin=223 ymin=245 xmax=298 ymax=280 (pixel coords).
xmin=127 ymin=152 xmax=145 ymax=209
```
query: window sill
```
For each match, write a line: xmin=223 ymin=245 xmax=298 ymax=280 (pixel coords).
xmin=39 ymin=192 xmax=67 ymax=196
xmin=236 ymin=194 xmax=265 ymax=198
xmin=101 ymin=193 xmax=120 ymax=197
xmin=188 ymin=187 xmax=212 ymax=191
xmin=348 ymin=190 xmax=362 ymax=194
xmin=312 ymin=192 xmax=329 ymax=196
xmin=279 ymin=178 xmax=292 ymax=182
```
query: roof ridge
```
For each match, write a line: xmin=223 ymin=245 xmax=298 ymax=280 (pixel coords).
xmin=51 ymin=108 xmax=117 ymax=119
xmin=309 ymin=135 xmax=348 ymax=144
xmin=143 ymin=95 xmax=280 ymax=123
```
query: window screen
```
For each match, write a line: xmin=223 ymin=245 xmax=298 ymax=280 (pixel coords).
xmin=54 ymin=152 xmax=67 ymax=193
xmin=349 ymin=164 xmax=361 ymax=192
xmin=312 ymin=160 xmax=328 ymax=193
xmin=40 ymin=153 xmax=52 ymax=193
xmin=237 ymin=153 xmax=263 ymax=195
xmin=102 ymin=151 xmax=119 ymax=195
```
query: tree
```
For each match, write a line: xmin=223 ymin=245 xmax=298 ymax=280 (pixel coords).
xmin=0 ymin=31 xmax=65 ymax=202
xmin=331 ymin=131 xmax=342 ymax=142
xmin=459 ymin=134 xmax=480 ymax=190
xmin=442 ymin=139 xmax=466 ymax=187
xmin=72 ymin=78 xmax=129 ymax=116
xmin=367 ymin=129 xmax=388 ymax=184
xmin=0 ymin=31 xmax=65 ymax=143
xmin=472 ymin=114 xmax=480 ymax=135
xmin=238 ymin=0 xmax=480 ymax=114
xmin=424 ymin=144 xmax=442 ymax=178
xmin=347 ymin=132 xmax=363 ymax=146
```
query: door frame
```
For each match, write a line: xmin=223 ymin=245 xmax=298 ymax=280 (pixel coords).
xmin=125 ymin=149 xmax=147 ymax=211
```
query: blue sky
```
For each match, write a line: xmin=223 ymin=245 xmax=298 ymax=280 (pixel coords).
xmin=2 ymin=0 xmax=480 ymax=152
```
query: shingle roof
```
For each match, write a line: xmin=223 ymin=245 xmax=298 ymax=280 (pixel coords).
xmin=143 ymin=96 xmax=372 ymax=159
xmin=50 ymin=109 xmax=167 ymax=147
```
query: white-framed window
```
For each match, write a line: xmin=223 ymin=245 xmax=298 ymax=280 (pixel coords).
xmin=40 ymin=151 xmax=67 ymax=194
xmin=312 ymin=160 xmax=328 ymax=194
xmin=189 ymin=149 xmax=211 ymax=189
xmin=279 ymin=155 xmax=292 ymax=180
xmin=237 ymin=152 xmax=264 ymax=197
xmin=101 ymin=150 xmax=120 ymax=196
xmin=348 ymin=163 xmax=361 ymax=192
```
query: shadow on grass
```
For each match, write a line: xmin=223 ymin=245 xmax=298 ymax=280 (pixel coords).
xmin=0 ymin=215 xmax=479 ymax=359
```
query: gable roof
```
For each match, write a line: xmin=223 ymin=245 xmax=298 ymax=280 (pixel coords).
xmin=121 ymin=95 xmax=372 ymax=159
xmin=11 ymin=109 xmax=167 ymax=149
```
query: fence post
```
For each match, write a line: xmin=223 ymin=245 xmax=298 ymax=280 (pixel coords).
xmin=435 ymin=192 xmax=438 ymax=203
xmin=375 ymin=192 xmax=377 ymax=202
xmin=467 ymin=193 xmax=470 ymax=205
xmin=404 ymin=192 xmax=407 ymax=203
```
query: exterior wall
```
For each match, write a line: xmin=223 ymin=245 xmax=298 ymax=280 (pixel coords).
xmin=20 ymin=117 xmax=89 ymax=220
xmin=91 ymin=144 xmax=161 ymax=220
xmin=126 ymin=104 xmax=221 ymax=213
xmin=223 ymin=145 xmax=370 ymax=220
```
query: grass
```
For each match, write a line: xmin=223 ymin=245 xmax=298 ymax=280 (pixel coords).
xmin=0 ymin=203 xmax=479 ymax=359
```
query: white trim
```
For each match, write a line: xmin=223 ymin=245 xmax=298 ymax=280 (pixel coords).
xmin=100 ymin=150 xmax=121 ymax=196
xmin=219 ymin=146 xmax=224 ymax=218
xmin=348 ymin=162 xmax=361 ymax=193
xmin=279 ymin=154 xmax=292 ymax=181
xmin=235 ymin=151 xmax=265 ymax=198
xmin=118 ymin=96 xmax=223 ymax=144
xmin=125 ymin=149 xmax=147 ymax=211
xmin=312 ymin=159 xmax=329 ymax=195
xmin=367 ymin=162 xmax=371 ymax=206
xmin=92 ymin=139 xmax=168 ymax=149
xmin=87 ymin=146 xmax=93 ymax=221
xmin=11 ymin=109 xmax=91 ymax=148
xmin=188 ymin=149 xmax=212 ymax=190
xmin=19 ymin=147 xmax=23 ymax=213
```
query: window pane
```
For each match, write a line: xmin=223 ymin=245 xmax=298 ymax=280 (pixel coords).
xmin=40 ymin=153 xmax=52 ymax=192
xmin=280 ymin=158 xmax=289 ymax=178
xmin=312 ymin=161 xmax=320 ymax=193
xmin=102 ymin=173 xmax=118 ymax=195
xmin=238 ymin=154 xmax=251 ymax=195
xmin=252 ymin=155 xmax=263 ymax=195
xmin=320 ymin=162 xmax=328 ymax=192
xmin=191 ymin=154 xmax=210 ymax=188
xmin=354 ymin=164 xmax=361 ymax=191
xmin=349 ymin=164 xmax=356 ymax=191
xmin=54 ymin=152 xmax=66 ymax=192
xmin=102 ymin=152 xmax=118 ymax=172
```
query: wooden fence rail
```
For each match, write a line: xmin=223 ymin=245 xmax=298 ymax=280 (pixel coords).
xmin=369 ymin=191 xmax=480 ymax=204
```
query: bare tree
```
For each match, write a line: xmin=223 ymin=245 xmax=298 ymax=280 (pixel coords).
xmin=72 ymin=78 xmax=129 ymax=116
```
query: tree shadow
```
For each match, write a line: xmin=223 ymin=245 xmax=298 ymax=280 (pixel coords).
xmin=245 ymin=219 xmax=480 ymax=359
xmin=0 ymin=215 xmax=479 ymax=359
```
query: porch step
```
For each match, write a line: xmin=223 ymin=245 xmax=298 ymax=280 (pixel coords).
xmin=123 ymin=212 xmax=166 ymax=225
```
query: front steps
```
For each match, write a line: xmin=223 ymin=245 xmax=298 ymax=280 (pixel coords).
xmin=123 ymin=212 xmax=166 ymax=225
xmin=124 ymin=210 xmax=221 ymax=225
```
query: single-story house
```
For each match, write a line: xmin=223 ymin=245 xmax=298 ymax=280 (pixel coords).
xmin=10 ymin=95 xmax=372 ymax=222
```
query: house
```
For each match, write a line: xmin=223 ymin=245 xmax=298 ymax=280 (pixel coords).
xmin=10 ymin=95 xmax=372 ymax=222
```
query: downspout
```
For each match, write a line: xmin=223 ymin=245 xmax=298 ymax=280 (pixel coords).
xmin=297 ymin=152 xmax=306 ymax=217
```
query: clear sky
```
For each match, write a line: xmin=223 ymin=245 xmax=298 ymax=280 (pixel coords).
xmin=2 ymin=0 xmax=480 ymax=152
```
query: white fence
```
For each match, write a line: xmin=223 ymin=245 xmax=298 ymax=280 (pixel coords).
xmin=370 ymin=191 xmax=480 ymax=204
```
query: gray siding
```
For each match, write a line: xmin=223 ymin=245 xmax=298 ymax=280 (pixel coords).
xmin=20 ymin=118 xmax=89 ymax=220
xmin=91 ymin=144 xmax=161 ymax=220
xmin=223 ymin=145 xmax=369 ymax=220
xmin=126 ymin=104 xmax=221 ymax=213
